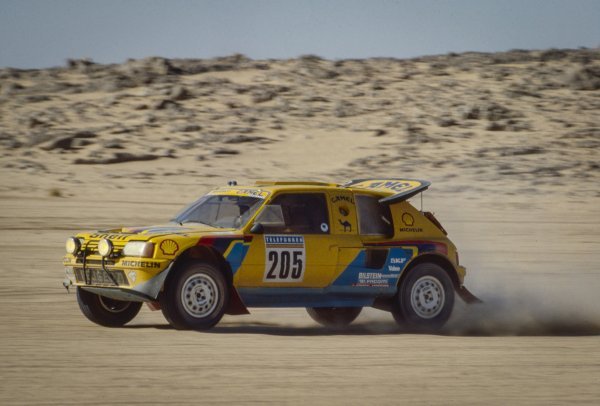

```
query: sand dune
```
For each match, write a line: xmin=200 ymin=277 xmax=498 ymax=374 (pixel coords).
xmin=1 ymin=49 xmax=599 ymax=198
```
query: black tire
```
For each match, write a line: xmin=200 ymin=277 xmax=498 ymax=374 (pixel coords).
xmin=392 ymin=263 xmax=454 ymax=332
xmin=76 ymin=287 xmax=142 ymax=327
xmin=159 ymin=261 xmax=229 ymax=330
xmin=306 ymin=307 xmax=362 ymax=327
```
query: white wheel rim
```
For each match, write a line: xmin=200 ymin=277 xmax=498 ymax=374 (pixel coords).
xmin=99 ymin=296 xmax=131 ymax=313
xmin=410 ymin=276 xmax=445 ymax=319
xmin=181 ymin=273 xmax=219 ymax=318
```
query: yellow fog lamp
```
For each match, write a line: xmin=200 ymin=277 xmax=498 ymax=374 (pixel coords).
xmin=98 ymin=238 xmax=114 ymax=257
xmin=65 ymin=237 xmax=81 ymax=255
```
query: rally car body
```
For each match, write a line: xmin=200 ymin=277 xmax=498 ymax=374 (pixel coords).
xmin=63 ymin=179 xmax=478 ymax=331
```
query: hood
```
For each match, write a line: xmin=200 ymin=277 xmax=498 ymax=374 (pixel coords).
xmin=78 ymin=223 xmax=235 ymax=242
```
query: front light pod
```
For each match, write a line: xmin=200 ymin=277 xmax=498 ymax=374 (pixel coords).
xmin=65 ymin=237 xmax=81 ymax=254
xmin=123 ymin=241 xmax=155 ymax=258
xmin=97 ymin=238 xmax=114 ymax=257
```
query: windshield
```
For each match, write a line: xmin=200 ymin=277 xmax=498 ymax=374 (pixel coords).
xmin=172 ymin=195 xmax=263 ymax=229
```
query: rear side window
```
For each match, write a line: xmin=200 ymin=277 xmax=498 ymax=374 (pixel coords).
xmin=356 ymin=195 xmax=393 ymax=236
xmin=264 ymin=193 xmax=330 ymax=234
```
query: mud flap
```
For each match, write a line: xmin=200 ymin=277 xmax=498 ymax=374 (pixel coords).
xmin=226 ymin=286 xmax=250 ymax=315
xmin=457 ymin=286 xmax=483 ymax=304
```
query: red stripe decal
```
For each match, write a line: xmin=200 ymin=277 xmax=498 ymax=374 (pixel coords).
xmin=364 ymin=240 xmax=448 ymax=255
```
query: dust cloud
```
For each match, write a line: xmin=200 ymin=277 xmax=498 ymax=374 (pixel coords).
xmin=445 ymin=273 xmax=600 ymax=336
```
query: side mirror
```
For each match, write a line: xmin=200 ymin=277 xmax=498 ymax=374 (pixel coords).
xmin=250 ymin=223 xmax=264 ymax=234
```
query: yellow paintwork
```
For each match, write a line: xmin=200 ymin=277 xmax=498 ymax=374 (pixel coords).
xmin=63 ymin=229 xmax=207 ymax=290
xmin=63 ymin=179 xmax=465 ymax=300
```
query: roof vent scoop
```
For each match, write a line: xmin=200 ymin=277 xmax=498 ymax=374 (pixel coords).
xmin=228 ymin=180 xmax=238 ymax=186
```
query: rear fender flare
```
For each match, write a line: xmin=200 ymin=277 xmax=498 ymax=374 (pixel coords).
xmin=373 ymin=252 xmax=459 ymax=312
xmin=399 ymin=253 xmax=460 ymax=290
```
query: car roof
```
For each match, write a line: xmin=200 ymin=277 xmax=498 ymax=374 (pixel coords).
xmin=212 ymin=179 xmax=430 ymax=204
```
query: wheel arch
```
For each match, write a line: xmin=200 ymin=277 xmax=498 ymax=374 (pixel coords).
xmin=373 ymin=252 xmax=459 ymax=312
xmin=400 ymin=253 xmax=460 ymax=290
xmin=163 ymin=245 xmax=249 ymax=315
xmin=171 ymin=245 xmax=231 ymax=281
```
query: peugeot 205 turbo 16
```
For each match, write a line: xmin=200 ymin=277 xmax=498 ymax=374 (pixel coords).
xmin=63 ymin=179 xmax=480 ymax=332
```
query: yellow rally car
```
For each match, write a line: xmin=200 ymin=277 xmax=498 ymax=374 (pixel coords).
xmin=63 ymin=179 xmax=480 ymax=331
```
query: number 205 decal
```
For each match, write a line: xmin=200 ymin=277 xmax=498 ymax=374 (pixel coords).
xmin=263 ymin=235 xmax=306 ymax=282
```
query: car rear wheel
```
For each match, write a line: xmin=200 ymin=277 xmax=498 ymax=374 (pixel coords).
xmin=306 ymin=307 xmax=362 ymax=327
xmin=76 ymin=287 xmax=142 ymax=327
xmin=159 ymin=261 xmax=229 ymax=330
xmin=392 ymin=263 xmax=454 ymax=332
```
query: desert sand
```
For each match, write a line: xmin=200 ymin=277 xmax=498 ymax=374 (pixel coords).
xmin=0 ymin=49 xmax=599 ymax=404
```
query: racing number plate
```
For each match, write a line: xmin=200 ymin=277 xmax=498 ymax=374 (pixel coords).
xmin=263 ymin=235 xmax=305 ymax=282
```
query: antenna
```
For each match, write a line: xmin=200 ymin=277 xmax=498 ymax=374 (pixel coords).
xmin=420 ymin=191 xmax=424 ymax=212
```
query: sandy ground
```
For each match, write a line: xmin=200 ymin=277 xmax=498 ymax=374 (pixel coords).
xmin=1 ymin=50 xmax=599 ymax=404
xmin=0 ymin=191 xmax=598 ymax=405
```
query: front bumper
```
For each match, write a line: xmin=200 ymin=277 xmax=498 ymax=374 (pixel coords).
xmin=63 ymin=257 xmax=175 ymax=302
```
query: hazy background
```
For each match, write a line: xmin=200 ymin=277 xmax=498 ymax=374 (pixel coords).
xmin=1 ymin=0 xmax=600 ymax=68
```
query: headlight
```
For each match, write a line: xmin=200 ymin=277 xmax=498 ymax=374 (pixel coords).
xmin=123 ymin=241 xmax=154 ymax=258
xmin=97 ymin=238 xmax=114 ymax=257
xmin=65 ymin=237 xmax=81 ymax=254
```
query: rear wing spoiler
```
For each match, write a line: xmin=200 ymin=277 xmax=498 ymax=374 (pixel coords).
xmin=343 ymin=178 xmax=431 ymax=204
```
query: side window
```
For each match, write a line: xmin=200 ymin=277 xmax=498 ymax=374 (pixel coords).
xmin=263 ymin=193 xmax=329 ymax=234
xmin=356 ymin=195 xmax=393 ymax=236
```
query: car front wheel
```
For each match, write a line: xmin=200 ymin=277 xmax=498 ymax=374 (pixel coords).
xmin=76 ymin=287 xmax=142 ymax=327
xmin=159 ymin=261 xmax=229 ymax=330
xmin=392 ymin=263 xmax=454 ymax=332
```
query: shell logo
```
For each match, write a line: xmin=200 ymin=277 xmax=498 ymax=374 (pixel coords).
xmin=159 ymin=239 xmax=179 ymax=256
xmin=401 ymin=213 xmax=414 ymax=226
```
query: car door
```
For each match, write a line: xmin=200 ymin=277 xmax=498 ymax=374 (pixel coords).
xmin=235 ymin=192 xmax=337 ymax=288
xmin=326 ymin=190 xmax=363 ymax=282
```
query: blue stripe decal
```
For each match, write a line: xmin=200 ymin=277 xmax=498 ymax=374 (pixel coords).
xmin=332 ymin=247 xmax=413 ymax=293
xmin=237 ymin=287 xmax=375 ymax=308
xmin=225 ymin=242 xmax=250 ymax=275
